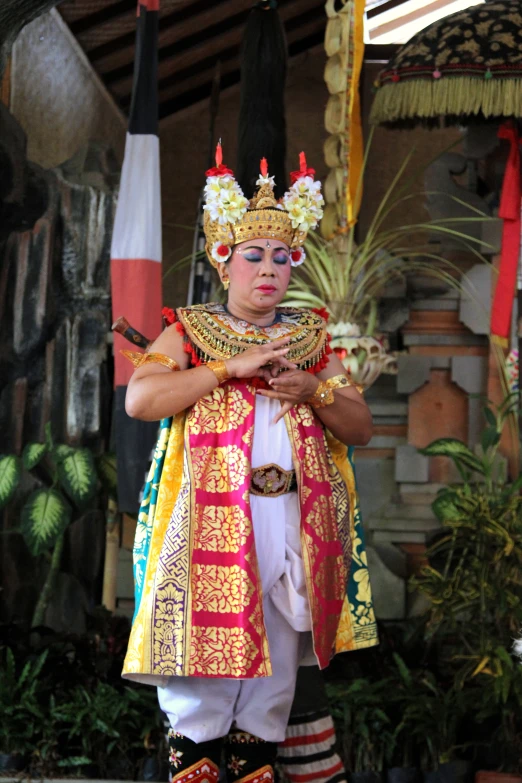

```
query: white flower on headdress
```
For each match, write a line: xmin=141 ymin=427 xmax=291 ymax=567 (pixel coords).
xmin=282 ymin=174 xmax=324 ymax=231
xmin=293 ymin=176 xmax=322 ymax=197
xmin=290 ymin=247 xmax=306 ymax=267
xmin=203 ymin=174 xmax=249 ymax=225
xmin=285 ymin=197 xmax=316 ymax=232
xmin=256 ymin=174 xmax=276 ymax=188
xmin=210 ymin=241 xmax=232 ymax=264
xmin=204 ymin=174 xmax=234 ymax=195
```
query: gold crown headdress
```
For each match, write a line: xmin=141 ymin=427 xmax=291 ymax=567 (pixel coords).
xmin=203 ymin=143 xmax=324 ymax=268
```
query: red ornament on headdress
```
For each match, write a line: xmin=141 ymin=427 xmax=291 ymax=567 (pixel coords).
xmin=205 ymin=141 xmax=234 ymax=177
xmin=260 ymin=157 xmax=268 ymax=177
xmin=290 ymin=151 xmax=316 ymax=184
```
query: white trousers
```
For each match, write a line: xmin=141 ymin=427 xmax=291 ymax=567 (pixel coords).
xmin=158 ymin=595 xmax=311 ymax=743
xmin=158 ymin=397 xmax=314 ymax=744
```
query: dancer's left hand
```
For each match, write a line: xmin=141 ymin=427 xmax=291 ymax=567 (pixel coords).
xmin=256 ymin=369 xmax=319 ymax=423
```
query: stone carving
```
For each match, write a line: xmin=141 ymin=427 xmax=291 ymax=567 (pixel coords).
xmin=0 ymin=104 xmax=118 ymax=627
xmin=424 ymin=124 xmax=501 ymax=251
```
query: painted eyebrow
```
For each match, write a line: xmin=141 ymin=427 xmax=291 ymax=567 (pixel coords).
xmin=242 ymin=245 xmax=288 ymax=252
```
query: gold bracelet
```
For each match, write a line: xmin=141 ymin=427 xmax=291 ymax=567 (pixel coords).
xmin=206 ymin=360 xmax=230 ymax=384
xmin=121 ymin=350 xmax=180 ymax=371
xmin=308 ymin=380 xmax=334 ymax=408
xmin=325 ymin=374 xmax=364 ymax=395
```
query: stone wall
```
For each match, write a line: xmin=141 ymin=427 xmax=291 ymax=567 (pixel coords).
xmin=9 ymin=9 xmax=126 ymax=168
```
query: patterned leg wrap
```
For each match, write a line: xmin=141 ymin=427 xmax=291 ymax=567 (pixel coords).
xmin=278 ymin=709 xmax=347 ymax=783
xmin=225 ymin=730 xmax=277 ymax=783
xmin=167 ymin=729 xmax=222 ymax=783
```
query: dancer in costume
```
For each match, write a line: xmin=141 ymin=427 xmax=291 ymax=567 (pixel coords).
xmin=121 ymin=146 xmax=377 ymax=783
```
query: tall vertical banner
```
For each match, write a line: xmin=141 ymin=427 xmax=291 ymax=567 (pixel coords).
xmin=111 ymin=0 xmax=163 ymax=512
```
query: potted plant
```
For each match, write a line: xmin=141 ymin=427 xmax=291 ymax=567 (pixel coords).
xmin=389 ymin=654 xmax=472 ymax=781
xmin=285 ymin=137 xmax=495 ymax=388
xmin=326 ymin=676 xmax=395 ymax=781
xmin=412 ymin=395 xmax=522 ymax=777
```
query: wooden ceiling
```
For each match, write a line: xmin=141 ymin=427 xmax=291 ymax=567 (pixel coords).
xmin=57 ymin=0 xmax=328 ymax=119
xmin=57 ymin=0 xmax=402 ymax=119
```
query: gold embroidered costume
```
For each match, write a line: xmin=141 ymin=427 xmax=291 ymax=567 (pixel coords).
xmin=122 ymin=305 xmax=377 ymax=685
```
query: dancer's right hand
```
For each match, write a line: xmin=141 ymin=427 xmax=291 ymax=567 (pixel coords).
xmin=226 ymin=338 xmax=297 ymax=379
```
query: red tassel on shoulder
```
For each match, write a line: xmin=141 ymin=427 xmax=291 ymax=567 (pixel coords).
xmin=312 ymin=306 xmax=330 ymax=323
xmin=162 ymin=307 xmax=177 ymax=325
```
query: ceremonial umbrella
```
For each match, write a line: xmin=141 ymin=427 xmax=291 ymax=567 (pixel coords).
xmin=370 ymin=0 xmax=522 ymax=366
xmin=370 ymin=0 xmax=522 ymax=130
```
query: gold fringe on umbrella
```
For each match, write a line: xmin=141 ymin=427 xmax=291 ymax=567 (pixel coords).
xmin=370 ymin=76 xmax=522 ymax=127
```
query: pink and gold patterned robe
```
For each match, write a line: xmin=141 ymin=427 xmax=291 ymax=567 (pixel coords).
xmin=122 ymin=305 xmax=377 ymax=684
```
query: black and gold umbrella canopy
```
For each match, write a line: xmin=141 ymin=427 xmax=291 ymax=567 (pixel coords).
xmin=370 ymin=1 xmax=522 ymax=128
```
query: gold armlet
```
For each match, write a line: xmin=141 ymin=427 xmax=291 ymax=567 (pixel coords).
xmin=206 ymin=360 xmax=230 ymax=384
xmin=308 ymin=374 xmax=364 ymax=408
xmin=325 ymin=374 xmax=364 ymax=395
xmin=308 ymin=380 xmax=334 ymax=408
xmin=121 ymin=350 xmax=180 ymax=372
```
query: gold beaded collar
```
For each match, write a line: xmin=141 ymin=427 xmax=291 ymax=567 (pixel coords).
xmin=177 ymin=303 xmax=329 ymax=371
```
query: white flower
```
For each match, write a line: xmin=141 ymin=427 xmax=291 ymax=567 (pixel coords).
xmin=210 ymin=241 xmax=232 ymax=264
xmin=294 ymin=176 xmax=321 ymax=197
xmin=204 ymin=201 xmax=229 ymax=224
xmin=286 ymin=202 xmax=307 ymax=228
xmin=256 ymin=174 xmax=276 ymax=188
xmin=281 ymin=175 xmax=324 ymax=231
xmin=204 ymin=174 xmax=234 ymax=199
xmin=204 ymin=175 xmax=249 ymax=225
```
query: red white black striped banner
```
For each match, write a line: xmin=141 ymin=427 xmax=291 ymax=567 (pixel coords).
xmin=110 ymin=0 xmax=163 ymax=512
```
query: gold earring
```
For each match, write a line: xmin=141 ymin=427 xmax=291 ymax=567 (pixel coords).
xmin=222 ymin=278 xmax=230 ymax=291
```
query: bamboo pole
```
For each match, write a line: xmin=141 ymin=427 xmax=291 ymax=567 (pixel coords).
xmin=102 ymin=498 xmax=120 ymax=613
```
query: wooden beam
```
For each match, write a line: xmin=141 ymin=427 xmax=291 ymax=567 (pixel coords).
xmin=107 ymin=0 xmax=324 ymax=98
xmin=60 ymin=0 xmax=184 ymax=25
xmin=158 ymin=38 xmax=325 ymax=125
xmin=154 ymin=16 xmax=326 ymax=113
xmin=77 ymin=0 xmax=214 ymax=53
xmin=89 ymin=0 xmax=242 ymax=66
xmin=59 ymin=0 xmax=133 ymax=25
xmin=157 ymin=26 xmax=325 ymax=119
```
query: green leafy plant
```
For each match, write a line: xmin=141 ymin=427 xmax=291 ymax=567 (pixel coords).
xmin=411 ymin=395 xmax=522 ymax=770
xmin=413 ymin=395 xmax=522 ymax=680
xmin=326 ymin=677 xmax=395 ymax=773
xmin=49 ymin=682 xmax=163 ymax=778
xmin=285 ymin=130 xmax=495 ymax=335
xmin=389 ymin=654 xmax=470 ymax=769
xmin=0 ymin=425 xmax=115 ymax=627
xmin=0 ymin=648 xmax=48 ymax=756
